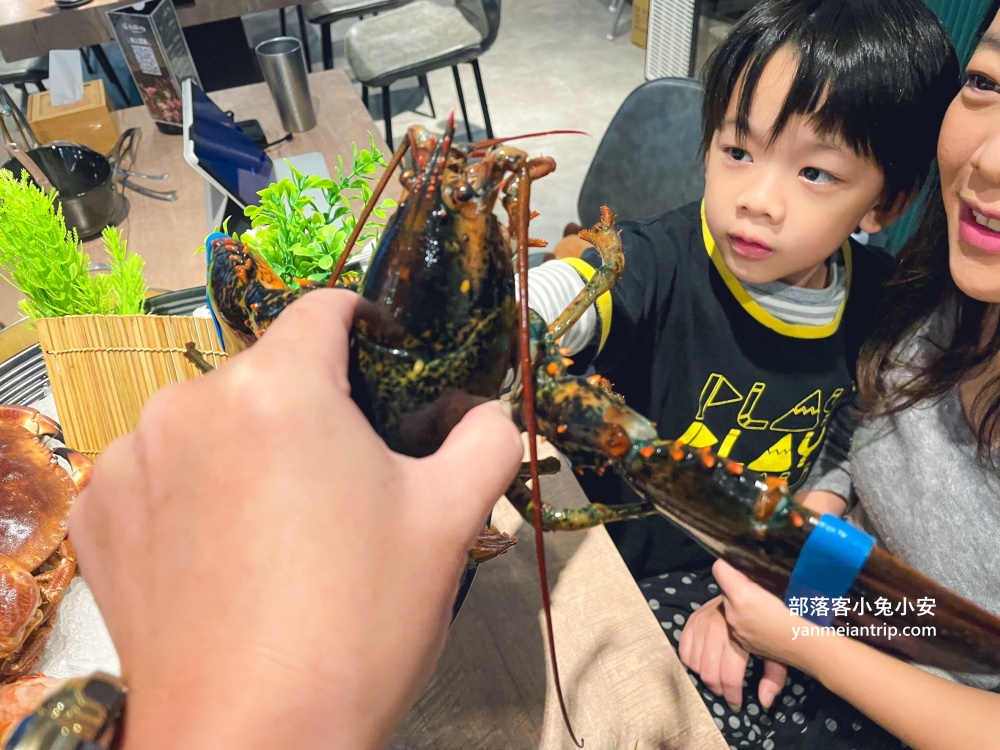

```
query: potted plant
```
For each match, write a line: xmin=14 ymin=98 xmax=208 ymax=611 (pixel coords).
xmin=241 ymin=136 xmax=395 ymax=289
xmin=0 ymin=169 xmax=226 ymax=457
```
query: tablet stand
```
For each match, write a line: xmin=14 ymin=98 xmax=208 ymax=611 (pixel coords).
xmin=202 ymin=179 xmax=251 ymax=237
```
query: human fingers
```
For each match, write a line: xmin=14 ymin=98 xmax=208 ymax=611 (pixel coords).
xmin=677 ymin=618 xmax=696 ymax=668
xmin=679 ymin=617 xmax=706 ymax=677
xmin=711 ymin=558 xmax=805 ymax=677
xmin=695 ymin=631 xmax=723 ymax=697
xmin=418 ymin=400 xmax=522 ymax=544
xmin=67 ymin=433 xmax=147 ymax=661
xmin=679 ymin=598 xmax=752 ymax=712
xmin=678 ymin=596 xmax=722 ymax=672
xmin=794 ymin=489 xmax=848 ymax=516
xmin=718 ymin=633 xmax=750 ymax=712
xmin=758 ymin=658 xmax=788 ymax=710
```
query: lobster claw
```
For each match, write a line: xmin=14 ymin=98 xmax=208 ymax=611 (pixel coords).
xmin=204 ymin=232 xmax=231 ymax=351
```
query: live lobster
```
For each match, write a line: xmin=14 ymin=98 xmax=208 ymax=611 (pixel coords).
xmin=201 ymin=115 xmax=1000 ymax=741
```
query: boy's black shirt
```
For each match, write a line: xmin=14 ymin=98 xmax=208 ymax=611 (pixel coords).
xmin=575 ymin=200 xmax=890 ymax=580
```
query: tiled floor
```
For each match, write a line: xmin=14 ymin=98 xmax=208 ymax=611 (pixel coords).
xmin=243 ymin=0 xmax=649 ymax=248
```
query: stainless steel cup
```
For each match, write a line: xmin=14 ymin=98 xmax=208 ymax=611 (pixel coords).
xmin=255 ymin=37 xmax=317 ymax=132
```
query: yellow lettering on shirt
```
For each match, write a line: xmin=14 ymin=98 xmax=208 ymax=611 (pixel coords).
xmin=718 ymin=428 xmax=741 ymax=458
xmin=677 ymin=374 xmax=849 ymax=490
xmin=797 ymin=429 xmax=823 ymax=469
xmin=676 ymin=421 xmax=719 ymax=448
xmin=747 ymin=433 xmax=794 ymax=472
xmin=695 ymin=374 xmax=743 ymax=420
xmin=737 ymin=382 xmax=769 ymax=429
xmin=771 ymin=390 xmax=822 ymax=432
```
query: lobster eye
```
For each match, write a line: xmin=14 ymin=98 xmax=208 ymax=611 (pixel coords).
xmin=453 ymin=184 xmax=474 ymax=202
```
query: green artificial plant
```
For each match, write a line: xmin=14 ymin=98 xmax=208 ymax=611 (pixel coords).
xmin=243 ymin=134 xmax=396 ymax=287
xmin=0 ymin=169 xmax=146 ymax=320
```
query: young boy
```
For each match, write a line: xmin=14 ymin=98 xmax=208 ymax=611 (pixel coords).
xmin=526 ymin=0 xmax=959 ymax=588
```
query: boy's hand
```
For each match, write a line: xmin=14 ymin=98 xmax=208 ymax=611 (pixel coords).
xmin=679 ymin=595 xmax=752 ymax=712
xmin=679 ymin=594 xmax=789 ymax=712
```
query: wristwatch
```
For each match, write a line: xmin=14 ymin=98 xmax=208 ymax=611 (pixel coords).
xmin=4 ymin=673 xmax=127 ymax=750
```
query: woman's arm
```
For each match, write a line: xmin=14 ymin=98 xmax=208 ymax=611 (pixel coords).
xmin=798 ymin=629 xmax=1000 ymax=750
xmin=712 ymin=560 xmax=1000 ymax=750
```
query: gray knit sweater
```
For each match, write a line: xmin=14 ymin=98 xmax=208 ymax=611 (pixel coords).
xmin=803 ymin=308 xmax=1000 ymax=691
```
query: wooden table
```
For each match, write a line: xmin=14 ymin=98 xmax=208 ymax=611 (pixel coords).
xmin=393 ymin=443 xmax=728 ymax=749
xmin=0 ymin=67 xmax=727 ymax=748
xmin=0 ymin=0 xmax=307 ymax=61
xmin=0 ymin=68 xmax=386 ymax=325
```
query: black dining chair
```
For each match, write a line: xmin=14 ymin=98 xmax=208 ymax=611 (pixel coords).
xmin=344 ymin=0 xmax=501 ymax=148
xmin=576 ymin=77 xmax=705 ymax=228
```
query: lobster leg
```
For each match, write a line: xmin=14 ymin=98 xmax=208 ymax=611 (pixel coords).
xmin=517 ymin=456 xmax=562 ymax=479
xmin=506 ymin=476 xmax=657 ymax=531
xmin=467 ymin=525 xmax=518 ymax=568
xmin=548 ymin=206 xmax=624 ymax=341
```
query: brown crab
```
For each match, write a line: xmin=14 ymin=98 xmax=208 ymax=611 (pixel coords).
xmin=0 ymin=405 xmax=90 ymax=682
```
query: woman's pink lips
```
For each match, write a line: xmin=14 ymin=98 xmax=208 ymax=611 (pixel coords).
xmin=959 ymin=204 xmax=1000 ymax=254
xmin=728 ymin=235 xmax=773 ymax=260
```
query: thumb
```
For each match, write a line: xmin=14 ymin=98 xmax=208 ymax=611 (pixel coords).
xmin=758 ymin=658 xmax=787 ymax=710
xmin=423 ymin=400 xmax=522 ymax=529
xmin=712 ymin=558 xmax=751 ymax=600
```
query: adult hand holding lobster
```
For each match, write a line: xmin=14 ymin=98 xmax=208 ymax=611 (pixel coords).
xmin=679 ymin=489 xmax=849 ymax=712
xmin=710 ymin=559 xmax=817 ymax=670
xmin=69 ymin=289 xmax=523 ymax=750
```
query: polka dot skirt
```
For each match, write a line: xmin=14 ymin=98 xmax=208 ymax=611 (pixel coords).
xmin=642 ymin=568 xmax=910 ymax=750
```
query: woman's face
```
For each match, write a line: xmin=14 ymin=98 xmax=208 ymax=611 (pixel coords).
xmin=939 ymin=11 xmax=1000 ymax=304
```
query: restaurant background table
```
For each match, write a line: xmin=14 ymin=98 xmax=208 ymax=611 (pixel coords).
xmin=0 ymin=66 xmax=727 ymax=748
xmin=0 ymin=68 xmax=387 ymax=325
xmin=0 ymin=0 xmax=308 ymax=61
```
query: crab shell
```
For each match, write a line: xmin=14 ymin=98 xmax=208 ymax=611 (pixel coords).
xmin=0 ymin=405 xmax=90 ymax=679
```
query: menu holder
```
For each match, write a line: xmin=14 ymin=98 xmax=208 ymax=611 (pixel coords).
xmin=106 ymin=0 xmax=201 ymax=134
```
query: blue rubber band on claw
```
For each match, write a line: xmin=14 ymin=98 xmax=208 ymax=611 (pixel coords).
xmin=205 ymin=232 xmax=231 ymax=351
xmin=784 ymin=513 xmax=875 ymax=626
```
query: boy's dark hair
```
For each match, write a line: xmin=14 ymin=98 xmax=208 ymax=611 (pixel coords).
xmin=701 ymin=0 xmax=959 ymax=210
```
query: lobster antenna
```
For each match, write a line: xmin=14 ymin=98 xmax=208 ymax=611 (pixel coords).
xmin=514 ymin=165 xmax=584 ymax=748
xmin=470 ymin=129 xmax=587 ymax=154
xmin=328 ymin=130 xmax=413 ymax=286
